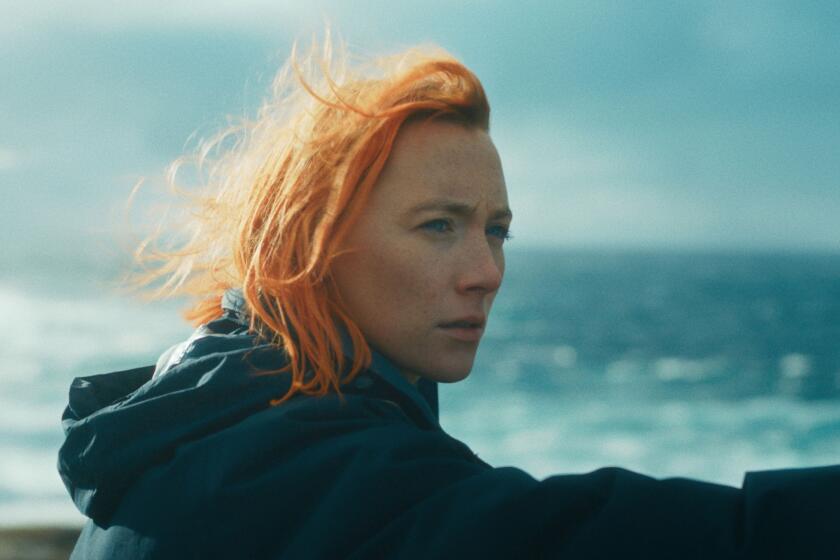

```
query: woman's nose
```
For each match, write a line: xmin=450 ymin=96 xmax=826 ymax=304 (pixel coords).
xmin=455 ymin=232 xmax=504 ymax=295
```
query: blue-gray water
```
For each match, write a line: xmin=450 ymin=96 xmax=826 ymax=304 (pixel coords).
xmin=2 ymin=248 xmax=839 ymax=526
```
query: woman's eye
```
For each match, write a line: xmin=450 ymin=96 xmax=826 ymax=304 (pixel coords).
xmin=487 ymin=225 xmax=513 ymax=242
xmin=421 ymin=219 xmax=453 ymax=233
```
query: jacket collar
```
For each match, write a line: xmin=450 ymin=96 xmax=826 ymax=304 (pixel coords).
xmin=221 ymin=288 xmax=440 ymax=427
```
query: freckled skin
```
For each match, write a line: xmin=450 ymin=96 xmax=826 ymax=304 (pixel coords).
xmin=330 ymin=120 xmax=511 ymax=385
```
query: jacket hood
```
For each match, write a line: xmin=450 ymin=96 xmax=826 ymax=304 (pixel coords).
xmin=58 ymin=288 xmax=439 ymax=523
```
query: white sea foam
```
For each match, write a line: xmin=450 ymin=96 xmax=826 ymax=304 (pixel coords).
xmin=605 ymin=359 xmax=643 ymax=382
xmin=0 ymin=446 xmax=66 ymax=497
xmin=552 ymin=345 xmax=578 ymax=369
xmin=0 ymin=400 xmax=63 ymax=434
xmin=500 ymin=427 xmax=560 ymax=456
xmin=0 ymin=284 xmax=190 ymax=382
xmin=654 ymin=356 xmax=726 ymax=382
xmin=779 ymin=353 xmax=811 ymax=378
xmin=0 ymin=499 xmax=84 ymax=528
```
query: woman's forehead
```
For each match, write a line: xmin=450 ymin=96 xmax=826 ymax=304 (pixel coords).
xmin=390 ymin=119 xmax=495 ymax=167
xmin=376 ymin=120 xmax=508 ymax=210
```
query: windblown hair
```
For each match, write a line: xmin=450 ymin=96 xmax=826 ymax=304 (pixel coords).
xmin=128 ymin=31 xmax=490 ymax=405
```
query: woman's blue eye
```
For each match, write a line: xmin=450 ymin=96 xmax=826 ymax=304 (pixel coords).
xmin=421 ymin=219 xmax=452 ymax=233
xmin=487 ymin=225 xmax=513 ymax=241
xmin=420 ymin=220 xmax=512 ymax=242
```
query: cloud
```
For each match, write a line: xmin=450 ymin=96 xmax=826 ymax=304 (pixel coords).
xmin=1 ymin=0 xmax=323 ymax=37
xmin=2 ymin=1 xmax=838 ymax=251
xmin=698 ymin=2 xmax=839 ymax=78
xmin=0 ymin=147 xmax=21 ymax=171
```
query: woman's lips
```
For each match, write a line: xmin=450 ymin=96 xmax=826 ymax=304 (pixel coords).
xmin=438 ymin=324 xmax=484 ymax=342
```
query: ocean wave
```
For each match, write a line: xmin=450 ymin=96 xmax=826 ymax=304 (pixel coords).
xmin=441 ymin=390 xmax=840 ymax=486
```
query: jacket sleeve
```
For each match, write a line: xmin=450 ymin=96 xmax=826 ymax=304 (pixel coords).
xmin=270 ymin=422 xmax=840 ymax=560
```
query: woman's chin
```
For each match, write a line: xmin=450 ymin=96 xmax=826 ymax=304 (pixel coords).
xmin=424 ymin=364 xmax=473 ymax=384
xmin=395 ymin=353 xmax=476 ymax=385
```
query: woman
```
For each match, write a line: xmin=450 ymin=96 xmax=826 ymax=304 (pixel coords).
xmin=58 ymin=36 xmax=839 ymax=559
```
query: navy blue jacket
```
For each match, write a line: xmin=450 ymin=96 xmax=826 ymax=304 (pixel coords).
xmin=58 ymin=289 xmax=840 ymax=558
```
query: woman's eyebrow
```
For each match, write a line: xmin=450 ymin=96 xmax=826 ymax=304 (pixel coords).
xmin=404 ymin=198 xmax=513 ymax=220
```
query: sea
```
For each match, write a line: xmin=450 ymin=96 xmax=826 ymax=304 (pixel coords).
xmin=2 ymin=247 xmax=839 ymax=526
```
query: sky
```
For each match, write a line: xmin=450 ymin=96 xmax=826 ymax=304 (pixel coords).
xmin=2 ymin=0 xmax=839 ymax=264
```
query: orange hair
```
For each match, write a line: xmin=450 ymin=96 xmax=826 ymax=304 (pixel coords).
xmin=127 ymin=30 xmax=490 ymax=405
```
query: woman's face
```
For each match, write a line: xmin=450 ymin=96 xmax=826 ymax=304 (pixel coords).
xmin=330 ymin=119 xmax=511 ymax=385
